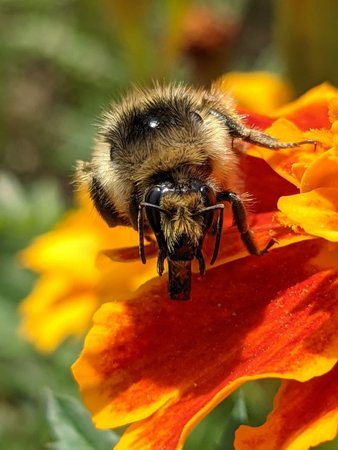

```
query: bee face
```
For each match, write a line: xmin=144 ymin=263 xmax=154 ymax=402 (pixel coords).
xmin=77 ymin=83 xmax=315 ymax=301
xmin=138 ymin=180 xmax=223 ymax=301
xmin=143 ymin=181 xmax=216 ymax=258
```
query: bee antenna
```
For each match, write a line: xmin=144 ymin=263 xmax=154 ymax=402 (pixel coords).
xmin=138 ymin=204 xmax=147 ymax=264
xmin=209 ymin=205 xmax=224 ymax=265
xmin=139 ymin=202 xmax=170 ymax=216
xmin=194 ymin=204 xmax=225 ymax=215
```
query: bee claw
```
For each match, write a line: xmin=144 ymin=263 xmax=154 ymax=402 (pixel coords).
xmin=157 ymin=251 xmax=166 ymax=276
xmin=258 ymin=238 xmax=277 ymax=255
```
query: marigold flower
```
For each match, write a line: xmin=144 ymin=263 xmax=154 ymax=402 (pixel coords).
xmin=20 ymin=73 xmax=338 ymax=448
xmin=70 ymin=81 xmax=338 ymax=449
xmin=247 ymin=83 xmax=338 ymax=243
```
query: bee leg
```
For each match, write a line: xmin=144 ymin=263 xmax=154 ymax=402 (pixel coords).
xmin=145 ymin=234 xmax=156 ymax=244
xmin=195 ymin=247 xmax=205 ymax=275
xmin=238 ymin=128 xmax=316 ymax=151
xmin=210 ymin=205 xmax=224 ymax=265
xmin=216 ymin=191 xmax=275 ymax=256
xmin=137 ymin=204 xmax=147 ymax=263
xmin=209 ymin=109 xmax=316 ymax=150
xmin=157 ymin=250 xmax=166 ymax=276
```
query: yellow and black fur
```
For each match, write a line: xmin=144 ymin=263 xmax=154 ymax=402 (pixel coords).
xmin=76 ymin=83 xmax=314 ymax=300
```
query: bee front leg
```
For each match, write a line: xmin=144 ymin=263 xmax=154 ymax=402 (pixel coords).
xmin=195 ymin=247 xmax=206 ymax=275
xmin=216 ymin=192 xmax=275 ymax=256
xmin=157 ymin=249 xmax=166 ymax=276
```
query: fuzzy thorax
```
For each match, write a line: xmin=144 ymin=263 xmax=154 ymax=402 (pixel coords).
xmin=160 ymin=193 xmax=205 ymax=254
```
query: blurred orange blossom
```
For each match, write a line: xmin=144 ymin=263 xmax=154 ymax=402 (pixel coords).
xmin=20 ymin=73 xmax=338 ymax=449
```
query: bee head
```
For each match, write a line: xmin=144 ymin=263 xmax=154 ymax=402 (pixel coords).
xmin=138 ymin=181 xmax=224 ymax=275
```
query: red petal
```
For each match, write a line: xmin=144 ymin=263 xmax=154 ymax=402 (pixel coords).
xmin=240 ymin=155 xmax=297 ymax=213
xmin=284 ymin=100 xmax=331 ymax=131
xmin=72 ymin=239 xmax=338 ymax=449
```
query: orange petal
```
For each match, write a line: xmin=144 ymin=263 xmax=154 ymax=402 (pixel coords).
xmin=244 ymin=86 xmax=337 ymax=194
xmin=276 ymin=83 xmax=337 ymax=130
xmin=278 ymin=188 xmax=338 ymax=241
xmin=247 ymin=118 xmax=319 ymax=188
xmin=235 ymin=363 xmax=338 ymax=450
xmin=242 ymin=83 xmax=336 ymax=132
xmin=72 ymin=239 xmax=338 ymax=449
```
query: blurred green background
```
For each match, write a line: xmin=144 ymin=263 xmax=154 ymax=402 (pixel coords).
xmin=1 ymin=1 xmax=338 ymax=449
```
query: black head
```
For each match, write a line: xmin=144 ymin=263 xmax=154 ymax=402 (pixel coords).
xmin=137 ymin=180 xmax=224 ymax=277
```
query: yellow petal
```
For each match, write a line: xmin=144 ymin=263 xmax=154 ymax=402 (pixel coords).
xmin=278 ymin=188 xmax=338 ymax=241
xmin=301 ymin=148 xmax=338 ymax=192
xmin=19 ymin=275 xmax=98 ymax=352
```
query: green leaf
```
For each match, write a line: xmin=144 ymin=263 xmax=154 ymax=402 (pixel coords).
xmin=45 ymin=389 xmax=119 ymax=450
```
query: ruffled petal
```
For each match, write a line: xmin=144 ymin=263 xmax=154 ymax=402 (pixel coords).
xmin=243 ymin=86 xmax=338 ymax=246
xmin=247 ymin=118 xmax=319 ymax=188
xmin=239 ymin=155 xmax=298 ymax=213
xmin=235 ymin=363 xmax=338 ymax=450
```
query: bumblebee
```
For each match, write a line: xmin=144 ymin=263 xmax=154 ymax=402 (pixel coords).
xmin=77 ymin=83 xmax=313 ymax=300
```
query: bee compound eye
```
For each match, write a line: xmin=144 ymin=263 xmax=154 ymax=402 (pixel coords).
xmin=199 ymin=185 xmax=215 ymax=207
xmin=145 ymin=186 xmax=162 ymax=205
